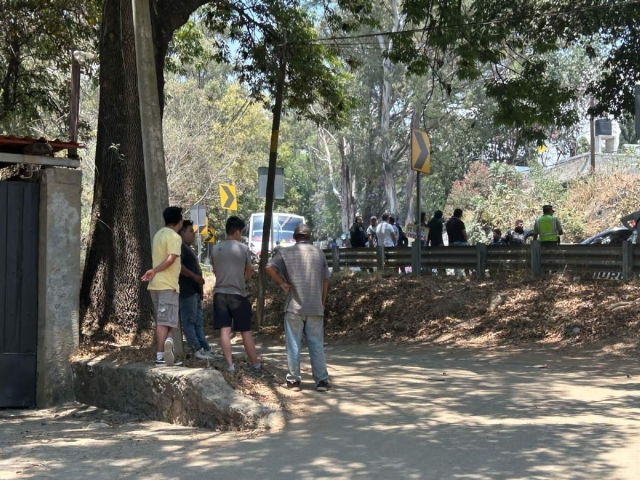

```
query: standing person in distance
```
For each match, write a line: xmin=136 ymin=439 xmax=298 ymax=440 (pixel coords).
xmin=426 ymin=210 xmax=444 ymax=247
xmin=504 ymin=220 xmax=526 ymax=245
xmin=349 ymin=215 xmax=367 ymax=248
xmin=420 ymin=212 xmax=429 ymax=246
xmin=532 ymin=205 xmax=563 ymax=244
xmin=388 ymin=216 xmax=400 ymax=246
xmin=376 ymin=214 xmax=397 ymax=248
xmin=389 ymin=217 xmax=408 ymax=247
xmin=210 ymin=216 xmax=267 ymax=375
xmin=491 ymin=228 xmax=505 ymax=245
xmin=265 ymin=224 xmax=331 ymax=392
xmin=446 ymin=208 xmax=469 ymax=276
xmin=446 ymin=209 xmax=468 ymax=247
xmin=366 ymin=216 xmax=378 ymax=248
xmin=141 ymin=206 xmax=184 ymax=366
xmin=178 ymin=220 xmax=218 ymax=360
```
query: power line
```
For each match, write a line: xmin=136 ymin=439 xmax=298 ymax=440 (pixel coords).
xmin=293 ymin=0 xmax=640 ymax=46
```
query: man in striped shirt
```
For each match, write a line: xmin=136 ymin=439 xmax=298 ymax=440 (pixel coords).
xmin=266 ymin=223 xmax=331 ymax=392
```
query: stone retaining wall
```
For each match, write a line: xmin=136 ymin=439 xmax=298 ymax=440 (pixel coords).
xmin=72 ymin=360 xmax=283 ymax=430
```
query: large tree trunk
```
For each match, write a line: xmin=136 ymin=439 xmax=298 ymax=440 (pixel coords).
xmin=377 ymin=0 xmax=404 ymax=217
xmin=337 ymin=136 xmax=356 ymax=233
xmin=379 ymin=68 xmax=398 ymax=216
xmin=80 ymin=0 xmax=206 ymax=338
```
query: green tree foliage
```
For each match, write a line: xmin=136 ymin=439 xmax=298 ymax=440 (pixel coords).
xmin=446 ymin=161 xmax=586 ymax=243
xmin=0 ymin=0 xmax=100 ymax=136
xmin=390 ymin=0 xmax=640 ymax=143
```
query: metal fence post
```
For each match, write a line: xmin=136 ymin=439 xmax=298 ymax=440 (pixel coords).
xmin=331 ymin=245 xmax=341 ymax=273
xmin=531 ymin=240 xmax=542 ymax=277
xmin=411 ymin=240 xmax=421 ymax=274
xmin=622 ymin=241 xmax=634 ymax=281
xmin=377 ymin=245 xmax=385 ymax=271
xmin=476 ymin=244 xmax=487 ymax=278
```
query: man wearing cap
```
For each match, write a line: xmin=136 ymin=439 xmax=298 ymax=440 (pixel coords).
xmin=532 ymin=205 xmax=564 ymax=244
xmin=265 ymin=223 xmax=331 ymax=392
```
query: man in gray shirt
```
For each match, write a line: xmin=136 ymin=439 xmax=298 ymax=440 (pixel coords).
xmin=211 ymin=216 xmax=265 ymax=375
xmin=266 ymin=223 xmax=331 ymax=392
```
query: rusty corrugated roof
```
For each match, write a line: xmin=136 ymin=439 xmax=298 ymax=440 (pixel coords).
xmin=0 ymin=135 xmax=84 ymax=155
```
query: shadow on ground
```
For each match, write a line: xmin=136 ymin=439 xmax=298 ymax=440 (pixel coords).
xmin=3 ymin=344 xmax=640 ymax=479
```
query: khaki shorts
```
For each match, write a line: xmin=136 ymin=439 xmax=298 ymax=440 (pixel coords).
xmin=150 ymin=290 xmax=179 ymax=328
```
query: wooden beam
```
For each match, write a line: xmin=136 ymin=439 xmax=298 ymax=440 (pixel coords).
xmin=0 ymin=152 xmax=80 ymax=169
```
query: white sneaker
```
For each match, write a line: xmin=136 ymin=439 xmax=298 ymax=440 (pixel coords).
xmin=164 ymin=338 xmax=175 ymax=366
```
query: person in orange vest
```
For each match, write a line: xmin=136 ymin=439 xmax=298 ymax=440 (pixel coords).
xmin=532 ymin=205 xmax=563 ymax=244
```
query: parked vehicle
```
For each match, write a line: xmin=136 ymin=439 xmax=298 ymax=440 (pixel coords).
xmin=580 ymin=226 xmax=635 ymax=246
xmin=247 ymin=212 xmax=306 ymax=256
xmin=578 ymin=211 xmax=640 ymax=279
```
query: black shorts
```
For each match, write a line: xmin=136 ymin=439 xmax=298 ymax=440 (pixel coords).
xmin=213 ymin=293 xmax=252 ymax=332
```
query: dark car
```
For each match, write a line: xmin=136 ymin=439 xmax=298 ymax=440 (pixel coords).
xmin=580 ymin=226 xmax=635 ymax=246
xmin=580 ymin=226 xmax=637 ymax=279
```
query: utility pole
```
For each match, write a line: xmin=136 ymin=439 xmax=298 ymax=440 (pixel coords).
xmin=69 ymin=51 xmax=94 ymax=158
xmin=257 ymin=41 xmax=288 ymax=327
xmin=635 ymin=83 xmax=640 ymax=142
xmin=590 ymin=113 xmax=596 ymax=175
xmin=132 ymin=0 xmax=182 ymax=353
xmin=132 ymin=0 xmax=169 ymax=240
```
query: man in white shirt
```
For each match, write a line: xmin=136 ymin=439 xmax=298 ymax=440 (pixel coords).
xmin=376 ymin=214 xmax=397 ymax=247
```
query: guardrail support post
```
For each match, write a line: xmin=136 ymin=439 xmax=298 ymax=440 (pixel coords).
xmin=622 ymin=241 xmax=633 ymax=281
xmin=411 ymin=240 xmax=421 ymax=274
xmin=531 ymin=240 xmax=542 ymax=277
xmin=377 ymin=245 xmax=385 ymax=271
xmin=476 ymin=244 xmax=487 ymax=278
xmin=331 ymin=245 xmax=341 ymax=273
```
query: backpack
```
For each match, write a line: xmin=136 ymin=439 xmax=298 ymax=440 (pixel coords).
xmin=366 ymin=225 xmax=378 ymax=247
xmin=396 ymin=224 xmax=409 ymax=247
xmin=508 ymin=230 xmax=525 ymax=245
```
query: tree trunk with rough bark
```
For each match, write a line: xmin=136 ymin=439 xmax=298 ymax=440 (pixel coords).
xmin=80 ymin=0 xmax=207 ymax=338
xmin=338 ymin=136 xmax=356 ymax=234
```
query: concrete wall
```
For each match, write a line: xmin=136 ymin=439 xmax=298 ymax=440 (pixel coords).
xmin=72 ymin=360 xmax=283 ymax=430
xmin=545 ymin=153 xmax=640 ymax=182
xmin=37 ymin=167 xmax=82 ymax=407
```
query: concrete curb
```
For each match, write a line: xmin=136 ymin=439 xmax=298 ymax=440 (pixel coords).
xmin=72 ymin=359 xmax=284 ymax=430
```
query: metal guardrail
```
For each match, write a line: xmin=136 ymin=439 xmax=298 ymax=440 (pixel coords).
xmin=323 ymin=241 xmax=639 ymax=280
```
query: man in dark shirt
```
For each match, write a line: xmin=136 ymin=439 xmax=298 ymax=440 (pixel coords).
xmin=446 ymin=208 xmax=468 ymax=246
xmin=446 ymin=209 xmax=468 ymax=276
xmin=349 ymin=216 xmax=367 ymax=248
xmin=178 ymin=220 xmax=216 ymax=360
xmin=427 ymin=210 xmax=444 ymax=247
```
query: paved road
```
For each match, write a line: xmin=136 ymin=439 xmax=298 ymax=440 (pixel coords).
xmin=3 ymin=344 xmax=640 ymax=479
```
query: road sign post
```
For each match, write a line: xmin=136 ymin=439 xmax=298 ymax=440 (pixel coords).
xmin=411 ymin=129 xmax=431 ymax=250
xmin=190 ymin=204 xmax=207 ymax=262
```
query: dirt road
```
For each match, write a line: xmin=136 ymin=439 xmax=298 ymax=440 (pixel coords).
xmin=3 ymin=343 xmax=640 ymax=479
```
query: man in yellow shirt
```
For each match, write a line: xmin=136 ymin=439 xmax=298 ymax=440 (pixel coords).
xmin=142 ymin=207 xmax=184 ymax=366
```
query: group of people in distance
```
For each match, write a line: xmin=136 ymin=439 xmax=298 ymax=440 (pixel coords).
xmin=141 ymin=206 xmax=331 ymax=393
xmin=349 ymin=213 xmax=408 ymax=248
xmin=349 ymin=204 xmax=564 ymax=249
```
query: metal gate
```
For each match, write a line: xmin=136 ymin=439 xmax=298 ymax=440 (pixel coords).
xmin=0 ymin=181 xmax=39 ymax=407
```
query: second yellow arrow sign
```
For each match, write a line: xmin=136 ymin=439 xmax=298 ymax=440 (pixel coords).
xmin=411 ymin=129 xmax=431 ymax=174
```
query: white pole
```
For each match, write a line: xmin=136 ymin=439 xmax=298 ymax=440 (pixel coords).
xmin=132 ymin=0 xmax=169 ymax=240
